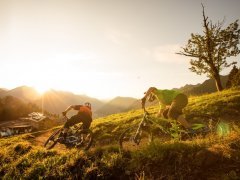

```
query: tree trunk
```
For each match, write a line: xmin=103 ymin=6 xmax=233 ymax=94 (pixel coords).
xmin=214 ymin=75 xmax=223 ymax=91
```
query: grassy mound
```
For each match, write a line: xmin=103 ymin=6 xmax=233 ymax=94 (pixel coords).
xmin=1 ymin=131 xmax=240 ymax=179
xmin=185 ymin=87 xmax=240 ymax=118
xmin=1 ymin=88 xmax=240 ymax=179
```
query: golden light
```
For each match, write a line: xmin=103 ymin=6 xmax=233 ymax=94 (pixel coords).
xmin=217 ymin=122 xmax=230 ymax=137
xmin=34 ymin=85 xmax=50 ymax=95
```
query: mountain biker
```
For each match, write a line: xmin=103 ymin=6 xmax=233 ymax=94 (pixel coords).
xmin=61 ymin=102 xmax=92 ymax=139
xmin=141 ymin=87 xmax=192 ymax=129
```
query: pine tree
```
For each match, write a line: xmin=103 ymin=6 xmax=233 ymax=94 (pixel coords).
xmin=232 ymin=68 xmax=240 ymax=87
xmin=226 ymin=65 xmax=239 ymax=88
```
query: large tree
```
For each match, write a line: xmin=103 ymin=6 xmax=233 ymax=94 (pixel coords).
xmin=177 ymin=5 xmax=240 ymax=91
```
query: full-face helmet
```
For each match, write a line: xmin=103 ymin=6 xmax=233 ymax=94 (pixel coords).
xmin=84 ymin=102 xmax=91 ymax=109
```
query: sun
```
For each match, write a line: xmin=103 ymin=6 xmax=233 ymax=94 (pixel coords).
xmin=34 ymin=85 xmax=50 ymax=94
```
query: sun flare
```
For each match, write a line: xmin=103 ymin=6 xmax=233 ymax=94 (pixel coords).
xmin=34 ymin=85 xmax=50 ymax=94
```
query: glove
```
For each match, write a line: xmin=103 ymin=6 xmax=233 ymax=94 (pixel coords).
xmin=62 ymin=111 xmax=67 ymax=116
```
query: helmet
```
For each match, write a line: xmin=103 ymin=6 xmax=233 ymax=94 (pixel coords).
xmin=84 ymin=102 xmax=91 ymax=109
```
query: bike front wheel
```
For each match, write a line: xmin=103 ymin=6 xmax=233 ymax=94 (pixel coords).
xmin=44 ymin=128 xmax=62 ymax=150
xmin=119 ymin=126 xmax=153 ymax=153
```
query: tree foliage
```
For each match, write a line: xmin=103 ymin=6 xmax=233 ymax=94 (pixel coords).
xmin=177 ymin=4 xmax=240 ymax=91
xmin=0 ymin=96 xmax=41 ymax=122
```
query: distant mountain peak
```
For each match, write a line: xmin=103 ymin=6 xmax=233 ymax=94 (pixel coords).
xmin=0 ymin=87 xmax=9 ymax=91
xmin=0 ymin=86 xmax=40 ymax=102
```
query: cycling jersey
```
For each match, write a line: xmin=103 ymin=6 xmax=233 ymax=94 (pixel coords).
xmin=64 ymin=105 xmax=92 ymax=129
xmin=153 ymin=89 xmax=188 ymax=120
xmin=72 ymin=105 xmax=92 ymax=118
xmin=153 ymin=89 xmax=181 ymax=108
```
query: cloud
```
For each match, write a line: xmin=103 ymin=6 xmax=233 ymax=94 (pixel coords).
xmin=105 ymin=28 xmax=131 ymax=45
xmin=142 ymin=44 xmax=187 ymax=64
xmin=49 ymin=52 xmax=97 ymax=63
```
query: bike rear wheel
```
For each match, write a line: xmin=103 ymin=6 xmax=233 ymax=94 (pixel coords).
xmin=187 ymin=114 xmax=219 ymax=135
xmin=182 ymin=114 xmax=219 ymax=139
xmin=119 ymin=126 xmax=153 ymax=153
xmin=75 ymin=129 xmax=93 ymax=150
xmin=44 ymin=129 xmax=62 ymax=150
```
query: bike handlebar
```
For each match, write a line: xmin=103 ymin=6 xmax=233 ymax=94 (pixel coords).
xmin=143 ymin=110 xmax=150 ymax=118
xmin=61 ymin=114 xmax=68 ymax=121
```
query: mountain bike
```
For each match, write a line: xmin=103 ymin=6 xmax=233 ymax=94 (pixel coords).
xmin=44 ymin=116 xmax=93 ymax=150
xmin=119 ymin=111 xmax=219 ymax=152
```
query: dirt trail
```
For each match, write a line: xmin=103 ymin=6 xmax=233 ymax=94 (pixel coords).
xmin=27 ymin=129 xmax=67 ymax=150
xmin=33 ymin=130 xmax=53 ymax=146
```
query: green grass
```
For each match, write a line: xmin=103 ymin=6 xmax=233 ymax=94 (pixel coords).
xmin=1 ymin=132 xmax=240 ymax=179
xmin=185 ymin=87 xmax=240 ymax=117
xmin=1 ymin=88 xmax=240 ymax=179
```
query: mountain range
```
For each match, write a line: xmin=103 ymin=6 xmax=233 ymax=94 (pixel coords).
xmin=94 ymin=96 xmax=138 ymax=117
xmin=0 ymin=75 xmax=229 ymax=118
xmin=176 ymin=75 xmax=228 ymax=96
xmin=0 ymin=86 xmax=138 ymax=118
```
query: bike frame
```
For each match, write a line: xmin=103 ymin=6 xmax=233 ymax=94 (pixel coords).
xmin=133 ymin=113 xmax=147 ymax=144
xmin=119 ymin=111 xmax=219 ymax=153
xmin=132 ymin=112 xmax=168 ymax=144
xmin=130 ymin=112 xmax=202 ymax=144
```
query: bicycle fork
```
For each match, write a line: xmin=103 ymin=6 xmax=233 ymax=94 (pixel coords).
xmin=133 ymin=120 xmax=145 ymax=144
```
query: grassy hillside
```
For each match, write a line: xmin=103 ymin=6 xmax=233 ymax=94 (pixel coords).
xmin=1 ymin=88 xmax=240 ymax=179
xmin=0 ymin=88 xmax=8 ymax=96
xmin=185 ymin=87 xmax=240 ymax=118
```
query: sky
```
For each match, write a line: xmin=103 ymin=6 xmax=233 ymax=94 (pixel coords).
xmin=0 ymin=0 xmax=240 ymax=99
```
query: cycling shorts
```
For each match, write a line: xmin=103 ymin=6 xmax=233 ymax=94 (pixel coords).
xmin=64 ymin=114 xmax=92 ymax=129
xmin=162 ymin=93 xmax=188 ymax=120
